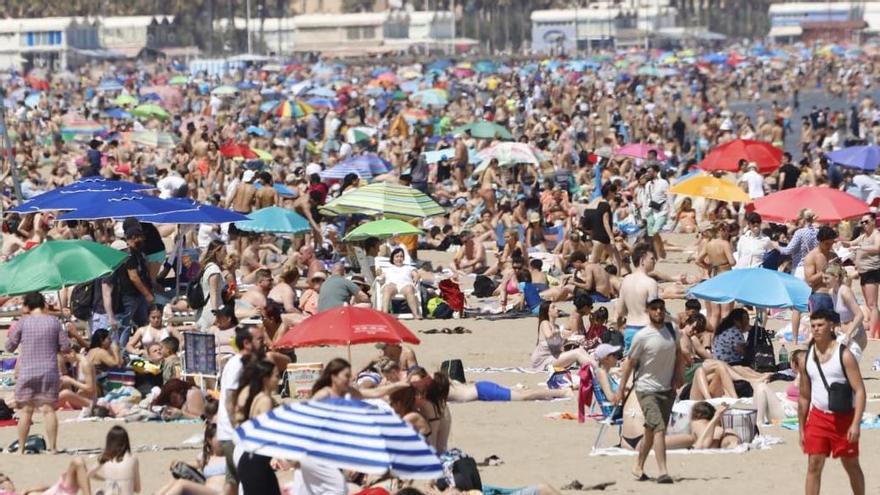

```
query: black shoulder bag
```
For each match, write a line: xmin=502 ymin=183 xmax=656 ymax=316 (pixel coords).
xmin=811 ymin=343 xmax=854 ymax=413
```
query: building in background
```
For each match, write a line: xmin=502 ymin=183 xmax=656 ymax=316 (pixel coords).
xmin=0 ymin=17 xmax=101 ymax=71
xmin=97 ymin=15 xmax=179 ymax=58
xmin=768 ymin=2 xmax=867 ymax=43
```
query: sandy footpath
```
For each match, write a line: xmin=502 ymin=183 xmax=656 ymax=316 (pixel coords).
xmin=0 ymin=239 xmax=879 ymax=493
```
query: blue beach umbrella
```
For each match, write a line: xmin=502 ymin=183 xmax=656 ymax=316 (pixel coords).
xmin=688 ymin=268 xmax=810 ymax=311
xmin=235 ymin=398 xmax=443 ymax=479
xmin=103 ymin=107 xmax=131 ymax=120
xmin=342 ymin=154 xmax=392 ymax=175
xmin=825 ymin=145 xmax=880 ymax=171
xmin=11 ymin=179 xmax=153 ymax=213
xmin=320 ymin=161 xmax=373 ymax=181
xmin=55 ymin=194 xmax=187 ymax=221
xmin=97 ymin=79 xmax=124 ymax=92
xmin=254 ymin=182 xmax=297 ymax=197
xmin=306 ymin=86 xmax=336 ymax=98
xmin=136 ymin=200 xmax=249 ymax=224
xmin=235 ymin=206 xmax=310 ymax=234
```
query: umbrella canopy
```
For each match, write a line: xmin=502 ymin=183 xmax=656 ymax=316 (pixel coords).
xmin=274 ymin=99 xmax=313 ymax=118
xmin=126 ymin=130 xmax=179 ymax=149
xmin=55 ymin=194 xmax=186 ymax=221
xmin=699 ymin=139 xmax=782 ymax=174
xmin=688 ymin=268 xmax=810 ymax=311
xmin=131 ymin=103 xmax=170 ymax=121
xmin=275 ymin=306 xmax=420 ymax=349
xmin=211 ymin=85 xmax=238 ymax=96
xmin=60 ymin=116 xmax=105 ymax=135
xmin=452 ymin=121 xmax=513 ymax=140
xmin=234 ymin=398 xmax=442 ymax=479
xmin=306 ymin=86 xmax=336 ymax=98
xmin=97 ymin=79 xmax=124 ymax=92
xmin=615 ymin=143 xmax=667 ymax=161
xmin=113 ymin=93 xmax=138 ymax=106
xmin=345 ymin=126 xmax=377 ymax=144
xmin=752 ymin=187 xmax=870 ymax=223
xmin=11 ymin=179 xmax=153 ymax=213
xmin=344 ymin=219 xmax=423 ymax=241
xmin=235 ymin=206 xmax=311 ymax=234
xmin=410 ymin=88 xmax=448 ymax=107
xmin=168 ymin=75 xmax=189 ymax=85
xmin=0 ymin=240 xmax=128 ymax=296
xmin=475 ymin=142 xmax=543 ymax=166
xmin=320 ymin=162 xmax=373 ymax=181
xmin=306 ymin=97 xmax=335 ymax=110
xmin=134 ymin=200 xmax=249 ymax=224
xmin=103 ymin=107 xmax=131 ymax=120
xmin=341 ymin=154 xmax=392 ymax=175
xmin=321 ymin=182 xmax=444 ymax=218
xmin=669 ymin=174 xmax=750 ymax=203
xmin=400 ymin=108 xmax=430 ymax=123
xmin=220 ymin=142 xmax=258 ymax=159
xmin=825 ymin=145 xmax=880 ymax=171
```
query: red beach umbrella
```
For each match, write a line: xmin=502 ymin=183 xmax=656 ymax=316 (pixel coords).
xmin=219 ymin=142 xmax=258 ymax=160
xmin=752 ymin=186 xmax=870 ymax=223
xmin=699 ymin=139 xmax=783 ymax=174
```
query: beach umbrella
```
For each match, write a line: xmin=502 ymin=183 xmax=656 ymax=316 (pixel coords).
xmin=475 ymin=142 xmax=543 ymax=166
xmin=220 ymin=142 xmax=259 ymax=159
xmin=11 ymin=179 xmax=153 ymax=213
xmin=452 ymin=67 xmax=475 ymax=78
xmin=669 ymin=174 xmax=750 ymax=203
xmin=345 ymin=126 xmax=377 ymax=144
xmin=250 ymin=147 xmax=274 ymax=161
xmin=234 ymin=398 xmax=442 ymax=479
xmin=60 ymin=116 xmax=105 ymax=135
xmin=24 ymin=92 xmax=41 ymax=108
xmin=126 ymin=130 xmax=179 ymax=149
xmin=422 ymin=148 xmax=481 ymax=165
xmin=452 ymin=121 xmax=513 ymax=140
xmin=131 ymin=103 xmax=170 ymax=121
xmin=237 ymin=80 xmax=259 ymax=90
xmin=97 ymin=79 xmax=124 ymax=92
xmin=474 ymin=60 xmax=498 ymax=74
xmin=688 ymin=268 xmax=810 ymax=311
xmin=211 ymin=85 xmax=238 ymax=96
xmin=321 ymin=182 xmax=443 ymax=218
xmin=113 ymin=93 xmax=138 ymax=107
xmin=410 ymin=88 xmax=448 ymax=107
xmin=134 ymin=200 xmax=249 ymax=224
xmin=699 ymin=139 xmax=782 ymax=174
xmin=306 ymin=86 xmax=336 ymax=98
xmin=246 ymin=125 xmax=269 ymax=138
xmin=0 ymin=240 xmax=128 ymax=296
xmin=344 ymin=218 xmax=422 ymax=242
xmin=615 ymin=143 xmax=667 ymax=161
xmin=320 ymin=162 xmax=373 ymax=181
xmin=636 ymin=66 xmax=662 ymax=77
xmin=55 ymin=193 xmax=188 ymax=221
xmin=400 ymin=108 xmax=430 ymax=124
xmin=102 ymin=107 xmax=131 ymax=120
xmin=235 ymin=206 xmax=311 ymax=234
xmin=305 ymin=97 xmax=335 ymax=109
xmin=168 ymin=75 xmax=189 ymax=86
xmin=275 ymin=306 xmax=420 ymax=350
xmin=254 ymin=182 xmax=297 ymax=198
xmin=752 ymin=187 xmax=870 ymax=223
xmin=825 ymin=145 xmax=880 ymax=171
xmin=274 ymin=100 xmax=313 ymax=118
xmin=428 ymin=59 xmax=452 ymax=71
xmin=341 ymin=154 xmax=392 ymax=175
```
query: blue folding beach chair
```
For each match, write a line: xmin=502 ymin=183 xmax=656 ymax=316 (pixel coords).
xmin=591 ymin=374 xmax=625 ymax=452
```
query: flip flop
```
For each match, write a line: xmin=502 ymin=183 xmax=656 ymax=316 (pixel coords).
xmin=656 ymin=475 xmax=674 ymax=484
xmin=440 ymin=328 xmax=452 ymax=334
xmin=632 ymin=472 xmax=650 ymax=482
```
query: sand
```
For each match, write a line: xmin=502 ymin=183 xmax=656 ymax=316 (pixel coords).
xmin=1 ymin=239 xmax=880 ymax=493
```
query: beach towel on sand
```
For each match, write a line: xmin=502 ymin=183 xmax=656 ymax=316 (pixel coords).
xmin=591 ymin=435 xmax=783 ymax=456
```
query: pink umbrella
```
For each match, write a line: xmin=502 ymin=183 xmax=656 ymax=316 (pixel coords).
xmin=453 ymin=67 xmax=475 ymax=78
xmin=615 ymin=143 xmax=667 ymax=161
xmin=139 ymin=85 xmax=183 ymax=111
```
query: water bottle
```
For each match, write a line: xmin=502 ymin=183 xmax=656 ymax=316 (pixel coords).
xmin=779 ymin=344 xmax=789 ymax=366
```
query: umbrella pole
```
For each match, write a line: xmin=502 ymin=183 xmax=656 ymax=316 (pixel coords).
xmin=347 ymin=344 xmax=352 ymax=365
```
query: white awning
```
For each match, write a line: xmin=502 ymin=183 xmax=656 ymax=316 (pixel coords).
xmin=768 ymin=25 xmax=803 ymax=38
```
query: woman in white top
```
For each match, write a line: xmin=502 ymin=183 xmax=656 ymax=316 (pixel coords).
xmin=735 ymin=212 xmax=772 ymax=269
xmin=89 ymin=426 xmax=140 ymax=495
xmin=824 ymin=264 xmax=867 ymax=361
xmin=196 ymin=241 xmax=226 ymax=331
xmin=379 ymin=248 xmax=421 ymax=319
xmin=126 ymin=306 xmax=182 ymax=357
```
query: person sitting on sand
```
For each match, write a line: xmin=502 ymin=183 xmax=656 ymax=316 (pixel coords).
xmin=665 ymin=402 xmax=741 ymax=450
xmin=376 ymin=342 xmax=418 ymax=371
xmin=389 ymin=387 xmax=431 ymax=437
xmin=0 ymin=458 xmax=92 ymax=495
xmin=156 ymin=423 xmax=227 ymax=495
xmin=408 ymin=368 xmax=453 ymax=454
xmin=58 ymin=346 xmax=98 ymax=411
xmin=530 ymin=302 xmax=595 ymax=371
xmin=89 ymin=426 xmax=141 ymax=495
xmin=125 ymin=305 xmax=182 ymax=358
xmin=311 ymin=358 xmax=409 ymax=401
xmin=452 ymin=229 xmax=487 ymax=275
xmin=152 ymin=379 xmax=207 ymax=420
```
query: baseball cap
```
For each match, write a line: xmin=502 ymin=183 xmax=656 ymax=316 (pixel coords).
xmin=242 ymin=170 xmax=256 ymax=183
xmin=594 ymin=343 xmax=621 ymax=360
xmin=212 ymin=303 xmax=239 ymax=326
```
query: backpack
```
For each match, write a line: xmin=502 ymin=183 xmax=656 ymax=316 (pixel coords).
xmin=186 ymin=268 xmax=208 ymax=310
xmin=69 ymin=282 xmax=95 ymax=321
xmin=472 ymin=275 xmax=497 ymax=298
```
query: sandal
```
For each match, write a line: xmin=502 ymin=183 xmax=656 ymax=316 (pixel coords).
xmin=656 ymin=474 xmax=674 ymax=484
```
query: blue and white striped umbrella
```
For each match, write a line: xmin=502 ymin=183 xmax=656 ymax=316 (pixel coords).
xmin=320 ymin=161 xmax=373 ymax=181
xmin=235 ymin=398 xmax=443 ymax=479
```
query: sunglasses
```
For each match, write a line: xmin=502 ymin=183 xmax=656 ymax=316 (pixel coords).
xmin=861 ymin=220 xmax=872 ymax=225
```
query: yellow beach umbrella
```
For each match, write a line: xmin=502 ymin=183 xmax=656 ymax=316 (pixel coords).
xmin=669 ymin=174 xmax=750 ymax=203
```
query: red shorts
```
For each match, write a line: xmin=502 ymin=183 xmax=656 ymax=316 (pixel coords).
xmin=803 ymin=408 xmax=859 ymax=458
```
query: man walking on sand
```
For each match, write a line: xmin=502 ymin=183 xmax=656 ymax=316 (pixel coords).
xmin=799 ymin=309 xmax=866 ymax=495
xmin=615 ymin=244 xmax=659 ymax=355
xmin=612 ymin=298 xmax=683 ymax=484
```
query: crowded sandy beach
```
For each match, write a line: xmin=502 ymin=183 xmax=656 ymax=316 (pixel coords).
xmin=0 ymin=28 xmax=879 ymax=495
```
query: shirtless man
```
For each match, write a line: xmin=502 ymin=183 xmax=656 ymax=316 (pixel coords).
xmin=453 ymin=230 xmax=487 ymax=275
xmin=239 ymin=235 xmax=262 ymax=283
xmin=228 ymin=169 xmax=258 ymax=255
xmin=240 ymin=268 xmax=273 ymax=312
xmin=615 ymin=244 xmax=660 ymax=355
xmin=289 ymin=245 xmax=325 ymax=281
xmin=697 ymin=224 xmax=737 ymax=330
xmin=377 ymin=342 xmax=418 ymax=371
xmin=267 ymin=265 xmax=299 ymax=314
xmin=254 ymin=171 xmax=279 ymax=209
xmin=453 ymin=132 xmax=470 ymax=191
xmin=802 ymin=226 xmax=839 ymax=343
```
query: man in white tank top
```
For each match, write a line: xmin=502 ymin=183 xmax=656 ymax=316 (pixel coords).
xmin=798 ymin=309 xmax=866 ymax=495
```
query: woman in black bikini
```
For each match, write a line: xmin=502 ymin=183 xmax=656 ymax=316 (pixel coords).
xmin=582 ymin=182 xmax=620 ymax=268
xmin=408 ymin=368 xmax=452 ymax=454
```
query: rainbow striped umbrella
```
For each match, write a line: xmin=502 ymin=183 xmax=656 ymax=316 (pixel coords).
xmin=60 ymin=116 xmax=105 ymax=135
xmin=320 ymin=182 xmax=443 ymax=218
xmin=400 ymin=108 xmax=430 ymax=124
xmin=274 ymin=100 xmax=313 ymax=118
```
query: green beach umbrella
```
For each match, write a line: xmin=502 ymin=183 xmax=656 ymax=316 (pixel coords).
xmin=131 ymin=103 xmax=170 ymax=121
xmin=235 ymin=206 xmax=311 ymax=234
xmin=344 ymin=218 xmax=423 ymax=242
xmin=113 ymin=93 xmax=138 ymax=106
xmin=0 ymin=240 xmax=128 ymax=296
xmin=452 ymin=121 xmax=513 ymax=140
xmin=127 ymin=130 xmax=179 ymax=149
xmin=169 ymin=75 xmax=189 ymax=85
xmin=212 ymin=85 xmax=238 ymax=96
xmin=321 ymin=182 xmax=444 ymax=219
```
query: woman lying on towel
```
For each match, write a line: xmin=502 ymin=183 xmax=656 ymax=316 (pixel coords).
xmin=621 ymin=399 xmax=741 ymax=451
xmin=447 ymin=380 xmax=571 ymax=402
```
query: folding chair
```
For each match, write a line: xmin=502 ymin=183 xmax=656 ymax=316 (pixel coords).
xmin=372 ymin=257 xmax=422 ymax=320
xmin=181 ymin=331 xmax=219 ymax=391
xmin=542 ymin=224 xmax=565 ymax=251
xmin=590 ymin=373 xmax=625 ymax=452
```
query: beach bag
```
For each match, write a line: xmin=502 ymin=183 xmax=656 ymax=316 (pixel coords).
xmin=811 ymin=343 xmax=854 ymax=413
xmin=69 ymin=282 xmax=95 ymax=321
xmin=170 ymin=461 xmax=206 ymax=484
xmin=439 ymin=278 xmax=465 ymax=312
xmin=427 ymin=297 xmax=453 ymax=319
xmin=451 ymin=457 xmax=482 ymax=490
xmin=186 ymin=268 xmax=208 ymax=310
xmin=746 ymin=325 xmax=776 ymax=372
xmin=441 ymin=359 xmax=465 ymax=383
xmin=7 ymin=435 xmax=46 ymax=454
xmin=472 ymin=275 xmax=497 ymax=298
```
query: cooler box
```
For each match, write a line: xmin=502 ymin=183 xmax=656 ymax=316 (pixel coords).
xmin=286 ymin=363 xmax=323 ymax=399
